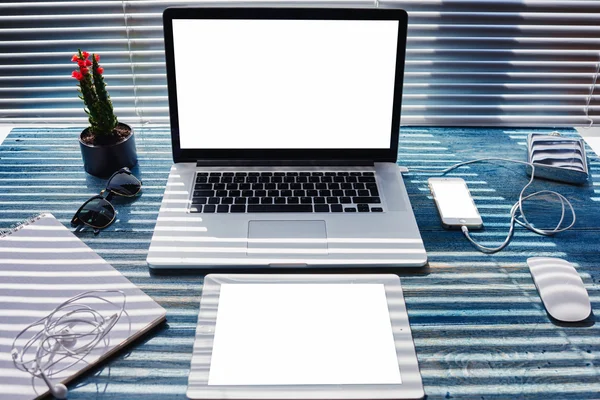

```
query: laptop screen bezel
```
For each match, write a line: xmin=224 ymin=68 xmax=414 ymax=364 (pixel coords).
xmin=163 ymin=7 xmax=407 ymax=164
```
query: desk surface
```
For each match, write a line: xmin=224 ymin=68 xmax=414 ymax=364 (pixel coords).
xmin=0 ymin=126 xmax=598 ymax=399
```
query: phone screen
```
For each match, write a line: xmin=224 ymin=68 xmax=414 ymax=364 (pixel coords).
xmin=431 ymin=180 xmax=479 ymax=219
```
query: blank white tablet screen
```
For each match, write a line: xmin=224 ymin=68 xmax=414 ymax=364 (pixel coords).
xmin=208 ymin=283 xmax=402 ymax=385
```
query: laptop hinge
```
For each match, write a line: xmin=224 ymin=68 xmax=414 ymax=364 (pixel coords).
xmin=195 ymin=160 xmax=375 ymax=167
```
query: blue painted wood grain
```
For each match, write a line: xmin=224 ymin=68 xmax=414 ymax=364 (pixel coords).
xmin=0 ymin=126 xmax=598 ymax=399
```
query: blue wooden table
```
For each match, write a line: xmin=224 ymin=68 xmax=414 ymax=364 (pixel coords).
xmin=0 ymin=126 xmax=598 ymax=399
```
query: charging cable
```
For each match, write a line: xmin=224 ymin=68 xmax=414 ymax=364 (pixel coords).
xmin=407 ymin=158 xmax=576 ymax=253
xmin=11 ymin=290 xmax=126 ymax=399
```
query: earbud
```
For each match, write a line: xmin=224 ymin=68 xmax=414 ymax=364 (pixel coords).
xmin=56 ymin=326 xmax=77 ymax=349
xmin=39 ymin=369 xmax=68 ymax=399
xmin=50 ymin=383 xmax=68 ymax=399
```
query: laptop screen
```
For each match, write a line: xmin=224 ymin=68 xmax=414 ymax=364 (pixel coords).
xmin=172 ymin=19 xmax=399 ymax=150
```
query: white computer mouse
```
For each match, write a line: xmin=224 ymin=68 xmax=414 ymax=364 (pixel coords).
xmin=527 ymin=257 xmax=592 ymax=322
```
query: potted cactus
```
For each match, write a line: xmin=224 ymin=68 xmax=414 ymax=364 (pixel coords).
xmin=71 ymin=49 xmax=137 ymax=177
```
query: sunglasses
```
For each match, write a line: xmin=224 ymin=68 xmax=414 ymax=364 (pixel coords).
xmin=71 ymin=168 xmax=142 ymax=234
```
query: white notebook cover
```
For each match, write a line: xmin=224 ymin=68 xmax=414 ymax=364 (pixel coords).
xmin=0 ymin=213 xmax=166 ymax=400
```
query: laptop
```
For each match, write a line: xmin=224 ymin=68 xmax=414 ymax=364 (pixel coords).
xmin=147 ymin=7 xmax=427 ymax=270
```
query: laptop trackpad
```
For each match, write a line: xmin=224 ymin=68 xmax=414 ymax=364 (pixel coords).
xmin=247 ymin=220 xmax=328 ymax=255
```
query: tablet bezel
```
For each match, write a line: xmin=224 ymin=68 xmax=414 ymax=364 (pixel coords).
xmin=187 ymin=274 xmax=424 ymax=400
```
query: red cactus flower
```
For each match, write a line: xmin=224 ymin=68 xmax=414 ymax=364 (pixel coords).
xmin=80 ymin=67 xmax=89 ymax=75
xmin=95 ymin=54 xmax=100 ymax=62
xmin=85 ymin=59 xmax=92 ymax=67
xmin=97 ymin=67 xmax=104 ymax=74
xmin=71 ymin=54 xmax=79 ymax=62
xmin=82 ymin=51 xmax=90 ymax=59
xmin=71 ymin=70 xmax=83 ymax=81
xmin=77 ymin=59 xmax=86 ymax=67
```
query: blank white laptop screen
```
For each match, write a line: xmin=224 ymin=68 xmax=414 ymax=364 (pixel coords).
xmin=208 ymin=283 xmax=402 ymax=385
xmin=172 ymin=19 xmax=399 ymax=149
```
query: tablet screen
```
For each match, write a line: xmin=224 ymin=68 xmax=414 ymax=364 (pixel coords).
xmin=208 ymin=283 xmax=402 ymax=385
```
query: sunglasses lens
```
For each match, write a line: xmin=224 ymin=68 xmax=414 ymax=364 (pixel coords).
xmin=76 ymin=198 xmax=115 ymax=228
xmin=106 ymin=171 xmax=141 ymax=196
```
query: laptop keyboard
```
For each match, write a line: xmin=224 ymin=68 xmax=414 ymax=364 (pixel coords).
xmin=190 ymin=171 xmax=383 ymax=213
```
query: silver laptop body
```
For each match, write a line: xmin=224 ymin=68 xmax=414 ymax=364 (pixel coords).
xmin=147 ymin=7 xmax=427 ymax=270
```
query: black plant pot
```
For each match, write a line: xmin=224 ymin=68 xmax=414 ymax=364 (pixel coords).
xmin=79 ymin=123 xmax=138 ymax=177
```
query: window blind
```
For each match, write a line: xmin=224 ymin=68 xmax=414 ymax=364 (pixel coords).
xmin=1 ymin=0 xmax=599 ymax=127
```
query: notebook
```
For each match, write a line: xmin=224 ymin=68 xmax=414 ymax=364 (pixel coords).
xmin=0 ymin=213 xmax=166 ymax=400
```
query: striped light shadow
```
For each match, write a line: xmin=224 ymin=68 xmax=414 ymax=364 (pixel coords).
xmin=407 ymin=309 xmax=587 ymax=319
xmin=3 ymin=138 xmax=170 ymax=143
xmin=419 ymin=350 xmax=599 ymax=363
xmin=0 ymin=185 xmax=166 ymax=190
xmin=420 ymin=188 xmax=498 ymax=194
xmin=0 ymin=170 xmax=171 ymax=175
xmin=0 ymin=321 xmax=160 ymax=342
xmin=127 ymin=336 xmax=195 ymax=348
xmin=127 ymin=210 xmax=160 ymax=215
xmin=422 ymin=366 xmax=599 ymax=379
xmin=78 ymin=238 xmax=151 ymax=244
xmin=0 ymin=192 xmax=97 ymax=197
xmin=410 ymin=322 xmax=598 ymax=332
xmin=502 ymin=130 xmax=566 ymax=135
xmin=0 ymin=156 xmax=167 ymax=161
xmin=82 ymin=366 xmax=191 ymax=379
xmin=462 ymin=221 xmax=547 ymax=228
xmin=408 ymin=172 xmax=480 ymax=177
xmin=399 ymin=153 xmax=458 ymax=157
xmin=126 ymin=219 xmax=173 ymax=225
xmin=399 ymin=140 xmax=441 ymax=144
xmin=69 ymin=248 xmax=149 ymax=255
xmin=0 ymin=293 xmax=156 ymax=304
xmin=0 ymin=366 xmax=185 ymax=380
xmin=0 ymin=178 xmax=164 ymax=182
xmin=477 ymin=212 xmax=532 ymax=218
xmin=410 ymin=180 xmax=489 ymax=185
xmin=426 ymin=383 xmax=600 ymax=396
xmin=399 ymin=146 xmax=448 ymax=151
xmin=476 ymin=204 xmax=515 ymax=209
xmin=425 ymin=251 xmax=567 ymax=259
xmin=426 ymin=261 xmax=525 ymax=267
xmin=369 ymin=284 xmax=534 ymax=292
xmin=99 ymin=261 xmax=149 ymax=267
xmin=403 ymin=159 xmax=467 ymax=164
xmin=458 ymin=240 xmax=556 ymax=249
xmin=394 ymin=295 xmax=549 ymax=308
xmin=404 ymin=271 xmax=591 ymax=280
xmin=67 ymin=383 xmax=188 ymax=395
xmin=399 ymin=131 xmax=433 ymax=136
xmin=1 ymin=276 xmax=197 ymax=293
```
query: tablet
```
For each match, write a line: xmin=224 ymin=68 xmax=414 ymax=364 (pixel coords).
xmin=187 ymin=274 xmax=424 ymax=399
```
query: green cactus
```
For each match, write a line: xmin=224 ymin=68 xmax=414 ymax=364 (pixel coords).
xmin=71 ymin=49 xmax=118 ymax=137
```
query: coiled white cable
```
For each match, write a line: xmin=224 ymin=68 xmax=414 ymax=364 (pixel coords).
xmin=407 ymin=158 xmax=576 ymax=253
xmin=11 ymin=290 xmax=126 ymax=399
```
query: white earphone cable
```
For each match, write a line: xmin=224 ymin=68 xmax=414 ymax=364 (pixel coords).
xmin=11 ymin=290 xmax=127 ymax=399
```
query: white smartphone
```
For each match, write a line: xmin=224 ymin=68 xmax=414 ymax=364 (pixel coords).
xmin=428 ymin=178 xmax=483 ymax=229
